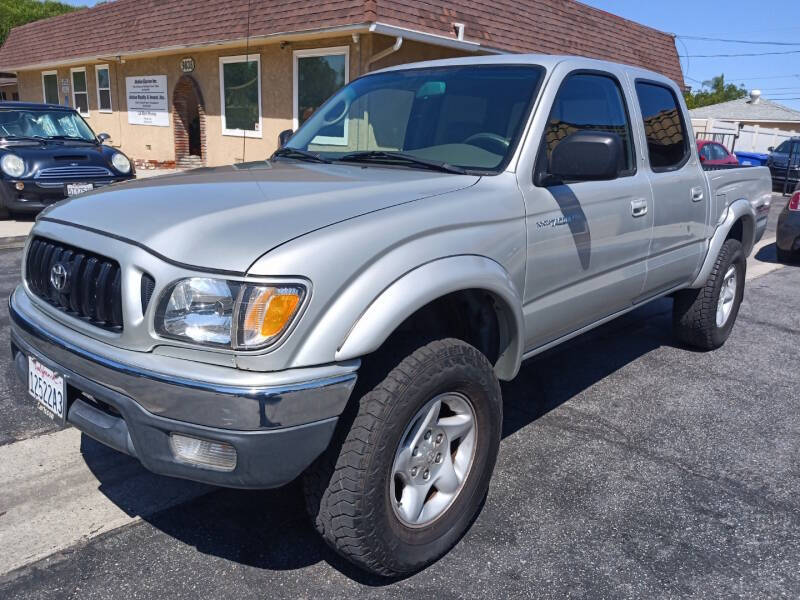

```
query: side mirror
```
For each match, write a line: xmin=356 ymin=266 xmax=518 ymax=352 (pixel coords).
xmin=550 ymin=131 xmax=623 ymax=182
xmin=767 ymin=146 xmax=774 ymax=152
xmin=278 ymin=129 xmax=294 ymax=147
xmin=97 ymin=133 xmax=111 ymax=144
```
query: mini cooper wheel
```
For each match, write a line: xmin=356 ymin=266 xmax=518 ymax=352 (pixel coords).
xmin=304 ymin=338 xmax=502 ymax=576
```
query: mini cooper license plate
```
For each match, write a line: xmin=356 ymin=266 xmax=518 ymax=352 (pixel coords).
xmin=27 ymin=355 xmax=67 ymax=425
xmin=66 ymin=183 xmax=93 ymax=196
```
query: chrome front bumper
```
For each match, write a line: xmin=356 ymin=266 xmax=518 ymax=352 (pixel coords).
xmin=9 ymin=288 xmax=358 ymax=488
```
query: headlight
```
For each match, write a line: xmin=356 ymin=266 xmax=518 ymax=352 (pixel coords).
xmin=155 ymin=277 xmax=305 ymax=349
xmin=111 ymin=152 xmax=131 ymax=174
xmin=1 ymin=154 xmax=25 ymax=178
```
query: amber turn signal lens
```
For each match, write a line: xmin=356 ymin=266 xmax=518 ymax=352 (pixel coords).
xmin=240 ymin=286 xmax=304 ymax=348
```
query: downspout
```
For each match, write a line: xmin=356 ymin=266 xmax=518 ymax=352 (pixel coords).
xmin=366 ymin=32 xmax=403 ymax=71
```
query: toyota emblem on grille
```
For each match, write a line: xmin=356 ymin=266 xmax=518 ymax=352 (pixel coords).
xmin=50 ymin=263 xmax=69 ymax=292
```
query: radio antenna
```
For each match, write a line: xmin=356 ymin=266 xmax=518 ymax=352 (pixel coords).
xmin=241 ymin=0 xmax=252 ymax=164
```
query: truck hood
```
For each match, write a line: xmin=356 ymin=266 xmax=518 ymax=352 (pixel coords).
xmin=40 ymin=160 xmax=479 ymax=273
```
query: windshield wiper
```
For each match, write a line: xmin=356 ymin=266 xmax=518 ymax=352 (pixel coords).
xmin=48 ymin=135 xmax=93 ymax=142
xmin=272 ymin=147 xmax=331 ymax=164
xmin=0 ymin=135 xmax=47 ymax=144
xmin=337 ymin=151 xmax=467 ymax=174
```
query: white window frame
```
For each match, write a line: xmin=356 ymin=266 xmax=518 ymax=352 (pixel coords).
xmin=95 ymin=64 xmax=112 ymax=113
xmin=293 ymin=46 xmax=350 ymax=145
xmin=218 ymin=54 xmax=262 ymax=138
xmin=70 ymin=66 xmax=89 ymax=117
xmin=41 ymin=70 xmax=59 ymax=104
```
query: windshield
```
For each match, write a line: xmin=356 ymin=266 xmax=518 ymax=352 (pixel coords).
xmin=286 ymin=65 xmax=545 ymax=173
xmin=0 ymin=108 xmax=96 ymax=142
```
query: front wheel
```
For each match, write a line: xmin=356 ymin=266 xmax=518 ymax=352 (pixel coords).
xmin=672 ymin=238 xmax=745 ymax=350
xmin=303 ymin=338 xmax=502 ymax=576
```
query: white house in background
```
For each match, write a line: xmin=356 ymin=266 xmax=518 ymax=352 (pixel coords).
xmin=691 ymin=90 xmax=800 ymax=154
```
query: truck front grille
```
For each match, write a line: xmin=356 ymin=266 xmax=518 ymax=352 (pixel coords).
xmin=25 ymin=237 xmax=123 ymax=331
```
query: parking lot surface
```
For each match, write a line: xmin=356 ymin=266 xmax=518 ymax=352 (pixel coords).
xmin=0 ymin=195 xmax=797 ymax=599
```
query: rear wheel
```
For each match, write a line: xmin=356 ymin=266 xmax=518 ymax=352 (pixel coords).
xmin=776 ymin=245 xmax=796 ymax=263
xmin=303 ymin=338 xmax=502 ymax=576
xmin=672 ymin=238 xmax=745 ymax=350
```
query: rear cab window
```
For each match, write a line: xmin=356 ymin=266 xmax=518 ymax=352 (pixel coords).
xmin=634 ymin=81 xmax=690 ymax=172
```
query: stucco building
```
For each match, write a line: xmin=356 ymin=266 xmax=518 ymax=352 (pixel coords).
xmin=0 ymin=0 xmax=684 ymax=168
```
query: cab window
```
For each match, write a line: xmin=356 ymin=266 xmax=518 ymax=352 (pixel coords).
xmin=538 ymin=72 xmax=635 ymax=182
xmin=635 ymin=81 xmax=689 ymax=171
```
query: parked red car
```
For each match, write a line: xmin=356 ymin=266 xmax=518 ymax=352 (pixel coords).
xmin=697 ymin=140 xmax=739 ymax=166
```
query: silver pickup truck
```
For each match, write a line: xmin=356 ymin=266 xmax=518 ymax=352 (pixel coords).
xmin=10 ymin=55 xmax=771 ymax=576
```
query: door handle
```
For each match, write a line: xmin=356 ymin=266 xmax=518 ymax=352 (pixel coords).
xmin=691 ymin=186 xmax=704 ymax=202
xmin=631 ymin=198 xmax=648 ymax=217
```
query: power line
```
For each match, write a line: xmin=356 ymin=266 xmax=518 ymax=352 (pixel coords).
xmin=679 ymin=49 xmax=800 ymax=58
xmin=677 ymin=35 xmax=800 ymax=46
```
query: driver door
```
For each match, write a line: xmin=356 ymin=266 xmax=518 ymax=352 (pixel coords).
xmin=517 ymin=68 xmax=654 ymax=351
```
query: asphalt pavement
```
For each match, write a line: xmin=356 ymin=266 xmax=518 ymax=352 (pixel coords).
xmin=0 ymin=195 xmax=797 ymax=599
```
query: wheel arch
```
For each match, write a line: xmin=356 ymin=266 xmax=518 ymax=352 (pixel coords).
xmin=690 ymin=198 xmax=756 ymax=288
xmin=335 ymin=255 xmax=525 ymax=380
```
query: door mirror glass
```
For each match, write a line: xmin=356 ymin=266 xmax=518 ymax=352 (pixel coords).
xmin=549 ymin=131 xmax=624 ymax=181
xmin=278 ymin=129 xmax=294 ymax=147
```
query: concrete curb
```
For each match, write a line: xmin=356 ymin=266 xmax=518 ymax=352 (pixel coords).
xmin=0 ymin=236 xmax=28 ymax=250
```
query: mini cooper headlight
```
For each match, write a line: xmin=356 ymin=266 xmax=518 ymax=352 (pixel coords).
xmin=111 ymin=152 xmax=131 ymax=174
xmin=0 ymin=154 xmax=25 ymax=178
xmin=155 ymin=278 xmax=305 ymax=349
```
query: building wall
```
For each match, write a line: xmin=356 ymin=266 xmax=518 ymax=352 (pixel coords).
xmin=14 ymin=34 xmax=474 ymax=167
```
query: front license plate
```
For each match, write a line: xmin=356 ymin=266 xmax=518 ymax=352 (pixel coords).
xmin=66 ymin=183 xmax=93 ymax=196
xmin=27 ymin=355 xmax=67 ymax=425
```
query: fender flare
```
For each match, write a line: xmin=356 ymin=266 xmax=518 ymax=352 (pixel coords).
xmin=335 ymin=255 xmax=525 ymax=380
xmin=690 ymin=198 xmax=756 ymax=288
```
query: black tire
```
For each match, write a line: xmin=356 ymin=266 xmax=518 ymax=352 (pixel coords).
xmin=776 ymin=245 xmax=796 ymax=263
xmin=672 ymin=238 xmax=745 ymax=350
xmin=303 ymin=338 xmax=502 ymax=576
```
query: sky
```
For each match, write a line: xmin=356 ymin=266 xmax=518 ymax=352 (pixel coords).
xmin=61 ymin=0 xmax=800 ymax=111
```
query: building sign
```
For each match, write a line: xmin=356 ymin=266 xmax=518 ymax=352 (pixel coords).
xmin=180 ymin=57 xmax=196 ymax=73
xmin=60 ymin=78 xmax=70 ymax=93
xmin=126 ymin=75 xmax=169 ymax=126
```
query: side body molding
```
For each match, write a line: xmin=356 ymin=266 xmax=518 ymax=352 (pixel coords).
xmin=690 ymin=198 xmax=756 ymax=289
xmin=335 ymin=255 xmax=526 ymax=380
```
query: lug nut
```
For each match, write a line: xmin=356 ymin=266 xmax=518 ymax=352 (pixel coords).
xmin=435 ymin=453 xmax=442 ymax=463
xmin=435 ymin=433 xmax=443 ymax=444
xmin=423 ymin=469 xmax=430 ymax=480
xmin=412 ymin=446 xmax=419 ymax=457
xmin=410 ymin=467 xmax=417 ymax=477
xmin=424 ymin=430 xmax=432 ymax=441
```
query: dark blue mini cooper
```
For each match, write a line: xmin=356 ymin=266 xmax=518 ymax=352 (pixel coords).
xmin=0 ymin=102 xmax=134 ymax=218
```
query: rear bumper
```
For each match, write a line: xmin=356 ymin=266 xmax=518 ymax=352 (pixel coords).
xmin=777 ymin=211 xmax=800 ymax=253
xmin=9 ymin=293 xmax=357 ymax=488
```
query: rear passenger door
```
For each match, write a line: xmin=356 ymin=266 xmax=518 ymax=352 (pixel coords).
xmin=518 ymin=69 xmax=654 ymax=350
xmin=634 ymin=81 xmax=708 ymax=296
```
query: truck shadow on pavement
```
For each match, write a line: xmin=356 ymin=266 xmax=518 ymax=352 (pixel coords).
xmin=81 ymin=297 xmax=677 ymax=585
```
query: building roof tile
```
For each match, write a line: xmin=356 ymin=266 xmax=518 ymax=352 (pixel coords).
xmin=689 ymin=96 xmax=800 ymax=123
xmin=0 ymin=0 xmax=683 ymax=87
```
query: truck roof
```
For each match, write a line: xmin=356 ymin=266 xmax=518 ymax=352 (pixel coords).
xmin=374 ymin=53 xmax=678 ymax=89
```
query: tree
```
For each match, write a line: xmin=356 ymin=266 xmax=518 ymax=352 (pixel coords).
xmin=683 ymin=74 xmax=748 ymax=110
xmin=0 ymin=0 xmax=80 ymax=48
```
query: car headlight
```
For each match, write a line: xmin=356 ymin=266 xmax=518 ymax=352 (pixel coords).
xmin=111 ymin=152 xmax=131 ymax=174
xmin=155 ymin=277 xmax=305 ymax=349
xmin=1 ymin=154 xmax=25 ymax=178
